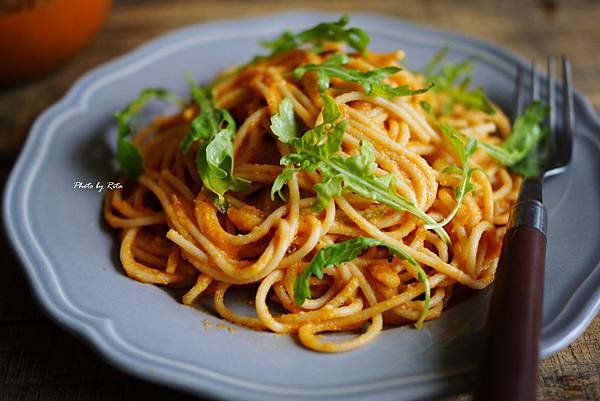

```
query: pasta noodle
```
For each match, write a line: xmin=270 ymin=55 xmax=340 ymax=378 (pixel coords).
xmin=104 ymin=36 xmax=521 ymax=352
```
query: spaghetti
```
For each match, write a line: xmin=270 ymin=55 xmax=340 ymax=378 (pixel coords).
xmin=104 ymin=18 xmax=525 ymax=353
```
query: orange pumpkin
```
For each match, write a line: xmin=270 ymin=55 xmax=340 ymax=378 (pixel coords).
xmin=0 ymin=0 xmax=111 ymax=84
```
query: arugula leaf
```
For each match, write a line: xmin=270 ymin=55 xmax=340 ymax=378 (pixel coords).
xmin=269 ymin=97 xmax=301 ymax=201
xmin=420 ymin=99 xmax=547 ymax=229
xmin=181 ymin=79 xmax=249 ymax=202
xmin=270 ymin=166 xmax=298 ymax=201
xmin=509 ymin=152 xmax=544 ymax=177
xmin=269 ymin=97 xmax=299 ymax=144
xmin=421 ymin=101 xmax=478 ymax=228
xmin=260 ymin=14 xmax=370 ymax=56
xmin=425 ymin=123 xmax=478 ymax=229
xmin=294 ymin=236 xmax=431 ymax=328
xmin=478 ymin=101 xmax=548 ymax=177
xmin=424 ymin=47 xmax=495 ymax=115
xmin=114 ymin=88 xmax=181 ymax=178
xmin=321 ymin=93 xmax=341 ymax=122
xmin=271 ymin=96 xmax=451 ymax=243
xmin=419 ymin=100 xmax=434 ymax=115
xmin=294 ymin=53 xmax=433 ymax=98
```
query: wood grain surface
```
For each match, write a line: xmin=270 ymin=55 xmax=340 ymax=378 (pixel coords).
xmin=0 ymin=1 xmax=598 ymax=400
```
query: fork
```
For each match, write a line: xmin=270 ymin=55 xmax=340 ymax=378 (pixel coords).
xmin=473 ymin=57 xmax=574 ymax=401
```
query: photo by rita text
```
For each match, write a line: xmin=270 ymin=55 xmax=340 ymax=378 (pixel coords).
xmin=73 ymin=181 xmax=123 ymax=193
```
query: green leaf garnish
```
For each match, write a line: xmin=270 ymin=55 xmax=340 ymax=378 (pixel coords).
xmin=260 ymin=14 xmax=370 ymax=56
xmin=270 ymin=166 xmax=299 ymax=201
xmin=424 ymin=46 xmax=495 ymax=115
xmin=271 ymin=96 xmax=451 ymax=243
xmin=425 ymin=123 xmax=478 ymax=229
xmin=294 ymin=236 xmax=431 ymax=328
xmin=421 ymin=101 xmax=478 ymax=228
xmin=181 ymin=78 xmax=249 ymax=203
xmin=294 ymin=53 xmax=433 ymax=98
xmin=478 ymin=101 xmax=549 ymax=177
xmin=114 ymin=88 xmax=181 ymax=178
xmin=269 ymin=97 xmax=299 ymax=145
xmin=420 ymin=99 xmax=547 ymax=228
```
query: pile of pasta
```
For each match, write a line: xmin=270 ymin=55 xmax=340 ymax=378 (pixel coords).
xmin=105 ymin=44 xmax=519 ymax=352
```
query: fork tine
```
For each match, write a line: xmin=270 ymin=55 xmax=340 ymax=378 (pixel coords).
xmin=561 ymin=56 xmax=574 ymax=159
xmin=531 ymin=59 xmax=540 ymax=101
xmin=546 ymin=57 xmax=556 ymax=131
xmin=512 ymin=64 xmax=525 ymax=121
xmin=546 ymin=56 xmax=556 ymax=155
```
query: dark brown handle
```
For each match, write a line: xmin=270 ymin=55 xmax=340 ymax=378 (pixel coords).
xmin=474 ymin=203 xmax=547 ymax=401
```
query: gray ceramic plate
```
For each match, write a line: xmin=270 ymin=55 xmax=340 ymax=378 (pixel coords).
xmin=4 ymin=11 xmax=600 ymax=401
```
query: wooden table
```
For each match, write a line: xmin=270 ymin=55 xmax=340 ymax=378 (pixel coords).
xmin=1 ymin=1 xmax=598 ymax=400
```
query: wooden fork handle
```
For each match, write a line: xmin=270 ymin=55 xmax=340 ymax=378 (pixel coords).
xmin=474 ymin=200 xmax=547 ymax=401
